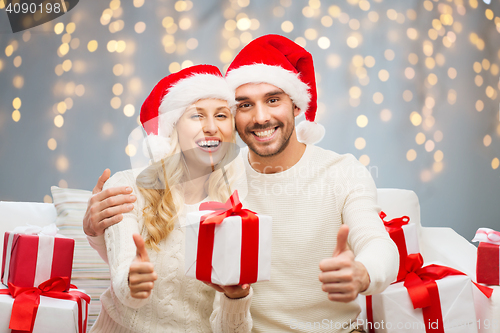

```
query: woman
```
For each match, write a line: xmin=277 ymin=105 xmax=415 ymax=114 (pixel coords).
xmin=88 ymin=65 xmax=252 ymax=332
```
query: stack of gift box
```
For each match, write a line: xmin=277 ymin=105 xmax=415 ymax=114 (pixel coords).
xmin=3 ymin=188 xmax=494 ymax=333
xmin=182 ymin=189 xmax=499 ymax=333
xmin=0 ymin=224 xmax=90 ymax=333
xmin=357 ymin=211 xmax=498 ymax=333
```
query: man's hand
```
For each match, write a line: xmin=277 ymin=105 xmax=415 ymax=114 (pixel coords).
xmin=318 ymin=225 xmax=370 ymax=303
xmin=83 ymin=169 xmax=136 ymax=236
xmin=205 ymin=282 xmax=251 ymax=299
xmin=129 ymin=234 xmax=157 ymax=299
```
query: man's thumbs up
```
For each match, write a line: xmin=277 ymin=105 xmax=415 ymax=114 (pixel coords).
xmin=129 ymin=234 xmax=157 ymax=299
xmin=319 ymin=225 xmax=370 ymax=303
xmin=333 ymin=225 xmax=350 ymax=257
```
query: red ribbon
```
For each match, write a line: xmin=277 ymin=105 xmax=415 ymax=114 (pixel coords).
xmin=404 ymin=254 xmax=493 ymax=332
xmin=379 ymin=211 xmax=411 ymax=282
xmin=365 ymin=295 xmax=374 ymax=333
xmin=0 ymin=277 xmax=90 ymax=333
xmin=402 ymin=253 xmax=493 ymax=305
xmin=366 ymin=254 xmax=493 ymax=333
xmin=379 ymin=211 xmax=410 ymax=230
xmin=196 ymin=190 xmax=260 ymax=285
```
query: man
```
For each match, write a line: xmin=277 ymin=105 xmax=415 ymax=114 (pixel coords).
xmin=85 ymin=35 xmax=398 ymax=332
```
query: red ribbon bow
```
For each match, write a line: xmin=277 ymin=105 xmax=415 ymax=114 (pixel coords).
xmin=199 ymin=190 xmax=253 ymax=224
xmin=196 ymin=190 xmax=260 ymax=284
xmin=366 ymin=254 xmax=493 ymax=333
xmin=379 ymin=211 xmax=410 ymax=231
xmin=0 ymin=276 xmax=90 ymax=333
xmin=401 ymin=253 xmax=493 ymax=308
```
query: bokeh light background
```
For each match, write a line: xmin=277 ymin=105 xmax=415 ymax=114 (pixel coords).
xmin=1 ymin=0 xmax=499 ymax=241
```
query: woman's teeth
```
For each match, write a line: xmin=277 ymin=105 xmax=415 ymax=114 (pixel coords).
xmin=197 ymin=140 xmax=220 ymax=148
xmin=254 ymin=127 xmax=276 ymax=138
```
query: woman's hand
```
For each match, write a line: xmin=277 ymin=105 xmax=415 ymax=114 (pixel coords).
xmin=129 ymin=234 xmax=157 ymax=299
xmin=205 ymin=282 xmax=251 ymax=299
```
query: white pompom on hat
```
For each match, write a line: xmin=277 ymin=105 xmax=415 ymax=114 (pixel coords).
xmin=225 ymin=34 xmax=325 ymax=145
xmin=140 ymin=64 xmax=236 ymax=161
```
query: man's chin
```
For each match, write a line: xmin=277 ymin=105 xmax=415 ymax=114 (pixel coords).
xmin=247 ymin=143 xmax=280 ymax=158
xmin=248 ymin=132 xmax=293 ymax=158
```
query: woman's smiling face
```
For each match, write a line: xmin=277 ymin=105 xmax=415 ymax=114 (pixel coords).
xmin=175 ymin=98 xmax=234 ymax=171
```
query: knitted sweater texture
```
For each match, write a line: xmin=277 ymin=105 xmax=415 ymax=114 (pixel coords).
xmin=88 ymin=170 xmax=253 ymax=333
xmin=89 ymin=144 xmax=398 ymax=333
xmin=239 ymin=145 xmax=398 ymax=332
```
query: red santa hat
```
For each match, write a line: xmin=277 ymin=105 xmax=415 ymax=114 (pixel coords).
xmin=225 ymin=34 xmax=325 ymax=145
xmin=140 ymin=64 xmax=236 ymax=161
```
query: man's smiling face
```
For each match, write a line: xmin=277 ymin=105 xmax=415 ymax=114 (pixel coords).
xmin=234 ymin=82 xmax=300 ymax=158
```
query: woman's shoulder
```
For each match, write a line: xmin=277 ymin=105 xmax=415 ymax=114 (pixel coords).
xmin=103 ymin=169 xmax=137 ymax=190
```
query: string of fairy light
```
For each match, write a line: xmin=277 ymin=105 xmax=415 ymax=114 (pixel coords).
xmin=0 ymin=0 xmax=499 ymax=203
xmin=215 ymin=0 xmax=500 ymax=181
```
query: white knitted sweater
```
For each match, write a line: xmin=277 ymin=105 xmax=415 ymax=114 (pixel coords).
xmin=90 ymin=144 xmax=398 ymax=333
xmin=239 ymin=145 xmax=398 ymax=333
xmin=88 ymin=170 xmax=253 ymax=333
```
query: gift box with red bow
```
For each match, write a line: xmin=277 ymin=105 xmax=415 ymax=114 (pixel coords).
xmin=1 ymin=224 xmax=75 ymax=291
xmin=0 ymin=277 xmax=90 ymax=333
xmin=185 ymin=191 xmax=272 ymax=286
xmin=358 ymin=254 xmax=493 ymax=333
xmin=472 ymin=228 xmax=500 ymax=285
xmin=379 ymin=211 xmax=420 ymax=282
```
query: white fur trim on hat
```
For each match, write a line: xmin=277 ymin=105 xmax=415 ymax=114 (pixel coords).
xmin=157 ymin=108 xmax=183 ymax=138
xmin=156 ymin=73 xmax=236 ymax=141
xmin=159 ymin=73 xmax=236 ymax=117
xmin=225 ymin=64 xmax=311 ymax=115
xmin=142 ymin=134 xmax=172 ymax=162
xmin=296 ymin=120 xmax=325 ymax=145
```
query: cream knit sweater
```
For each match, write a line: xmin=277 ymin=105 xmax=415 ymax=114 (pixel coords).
xmin=90 ymin=144 xmax=398 ymax=333
xmin=88 ymin=170 xmax=253 ymax=333
xmin=239 ymin=145 xmax=398 ymax=333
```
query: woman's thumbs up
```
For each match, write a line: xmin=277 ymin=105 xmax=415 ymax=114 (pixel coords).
xmin=129 ymin=234 xmax=157 ymax=299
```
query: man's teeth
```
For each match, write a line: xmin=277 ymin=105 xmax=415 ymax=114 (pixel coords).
xmin=198 ymin=140 xmax=220 ymax=148
xmin=254 ymin=128 xmax=276 ymax=138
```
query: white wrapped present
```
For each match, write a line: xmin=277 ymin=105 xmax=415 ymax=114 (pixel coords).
xmin=185 ymin=191 xmax=271 ymax=286
xmin=0 ymin=278 xmax=89 ymax=333
xmin=357 ymin=256 xmax=494 ymax=333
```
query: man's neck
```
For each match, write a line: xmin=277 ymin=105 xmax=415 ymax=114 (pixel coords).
xmin=248 ymin=135 xmax=306 ymax=174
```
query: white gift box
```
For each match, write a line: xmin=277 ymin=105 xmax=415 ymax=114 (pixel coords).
xmin=376 ymin=189 xmax=500 ymax=333
xmin=400 ymin=223 xmax=420 ymax=255
xmin=393 ymin=222 xmax=420 ymax=281
xmin=185 ymin=210 xmax=272 ymax=286
xmin=358 ymin=275 xmax=478 ymax=333
xmin=388 ymin=221 xmax=420 ymax=258
xmin=0 ymin=284 xmax=88 ymax=333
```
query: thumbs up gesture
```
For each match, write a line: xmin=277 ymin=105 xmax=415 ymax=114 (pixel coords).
xmin=318 ymin=225 xmax=370 ymax=303
xmin=128 ymin=234 xmax=158 ymax=299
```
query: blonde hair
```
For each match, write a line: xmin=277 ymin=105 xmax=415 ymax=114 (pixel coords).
xmin=137 ymin=126 xmax=238 ymax=251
